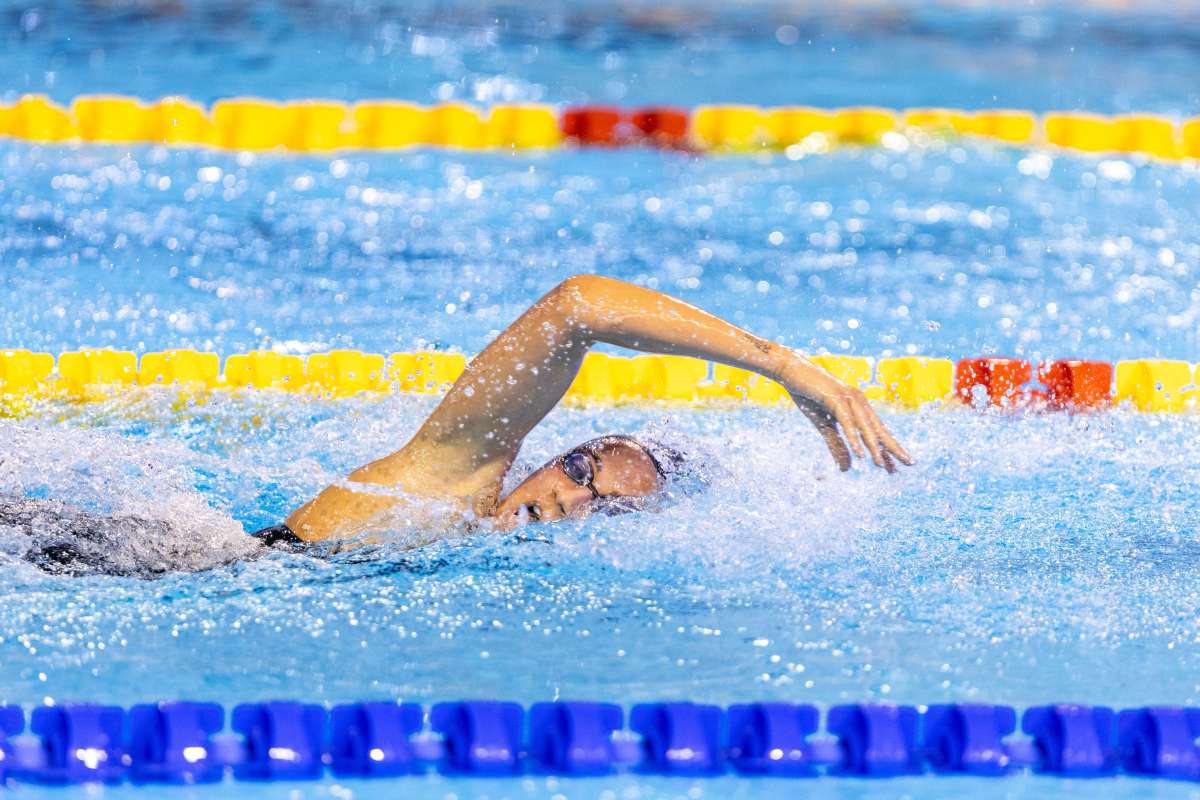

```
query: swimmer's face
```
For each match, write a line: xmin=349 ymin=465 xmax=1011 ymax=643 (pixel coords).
xmin=494 ymin=437 xmax=663 ymax=529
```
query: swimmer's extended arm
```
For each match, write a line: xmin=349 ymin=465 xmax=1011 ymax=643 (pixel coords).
xmin=439 ymin=273 xmax=912 ymax=473
xmin=288 ymin=275 xmax=911 ymax=539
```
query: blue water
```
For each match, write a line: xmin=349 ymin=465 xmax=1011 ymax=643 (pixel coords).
xmin=5 ymin=395 xmax=1200 ymax=799
xmin=2 ymin=0 xmax=1200 ymax=113
xmin=4 ymin=142 xmax=1200 ymax=361
xmin=4 ymin=1 xmax=1200 ymax=798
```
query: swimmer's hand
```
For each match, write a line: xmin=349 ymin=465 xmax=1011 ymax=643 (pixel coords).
xmin=780 ymin=360 xmax=913 ymax=473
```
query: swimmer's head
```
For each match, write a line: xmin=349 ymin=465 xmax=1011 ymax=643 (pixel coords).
xmin=494 ymin=435 xmax=685 ymax=529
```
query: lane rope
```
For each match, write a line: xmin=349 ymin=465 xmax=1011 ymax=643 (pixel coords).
xmin=0 ymin=699 xmax=1188 ymax=783
xmin=0 ymin=348 xmax=1194 ymax=414
xmin=2 ymin=94 xmax=1198 ymax=159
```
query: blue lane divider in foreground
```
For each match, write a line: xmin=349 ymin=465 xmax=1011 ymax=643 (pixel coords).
xmin=0 ymin=701 xmax=1197 ymax=785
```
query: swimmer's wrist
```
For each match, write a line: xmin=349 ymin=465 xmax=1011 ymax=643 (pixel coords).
xmin=772 ymin=353 xmax=805 ymax=391
xmin=776 ymin=354 xmax=832 ymax=396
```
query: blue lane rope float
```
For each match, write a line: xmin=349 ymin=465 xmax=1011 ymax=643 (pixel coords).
xmin=0 ymin=700 xmax=1198 ymax=785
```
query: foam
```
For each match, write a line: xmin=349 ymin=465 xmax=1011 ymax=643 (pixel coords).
xmin=0 ymin=421 xmax=258 ymax=577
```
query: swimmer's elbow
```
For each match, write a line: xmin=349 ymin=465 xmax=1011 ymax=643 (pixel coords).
xmin=545 ymin=274 xmax=611 ymax=329
xmin=557 ymin=273 xmax=606 ymax=293
xmin=550 ymin=274 xmax=605 ymax=305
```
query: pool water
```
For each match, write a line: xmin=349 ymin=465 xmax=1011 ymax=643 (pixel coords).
xmin=5 ymin=395 xmax=1200 ymax=799
xmin=5 ymin=142 xmax=1200 ymax=361
xmin=4 ymin=1 xmax=1200 ymax=797
xmin=3 ymin=0 xmax=1200 ymax=113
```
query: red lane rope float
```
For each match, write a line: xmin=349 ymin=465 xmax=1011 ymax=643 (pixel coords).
xmin=561 ymin=105 xmax=692 ymax=149
xmin=630 ymin=107 xmax=691 ymax=148
xmin=1038 ymin=360 xmax=1114 ymax=410
xmin=5 ymin=94 xmax=1200 ymax=159
xmin=561 ymin=105 xmax=625 ymax=145
xmin=955 ymin=358 xmax=1034 ymax=408
xmin=958 ymin=359 xmax=1153 ymax=411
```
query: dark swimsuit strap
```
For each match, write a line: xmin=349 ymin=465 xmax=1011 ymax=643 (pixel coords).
xmin=251 ymin=524 xmax=305 ymax=550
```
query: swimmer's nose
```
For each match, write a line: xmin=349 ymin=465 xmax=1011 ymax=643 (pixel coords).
xmin=558 ymin=486 xmax=598 ymax=518
xmin=536 ymin=497 xmax=564 ymax=522
xmin=502 ymin=504 xmax=535 ymax=530
xmin=491 ymin=501 xmax=524 ymax=531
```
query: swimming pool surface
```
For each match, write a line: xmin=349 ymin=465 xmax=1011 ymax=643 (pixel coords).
xmin=3 ymin=1 xmax=1200 ymax=797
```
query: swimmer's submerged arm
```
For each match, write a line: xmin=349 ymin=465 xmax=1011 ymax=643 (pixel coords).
xmin=411 ymin=274 xmax=911 ymax=476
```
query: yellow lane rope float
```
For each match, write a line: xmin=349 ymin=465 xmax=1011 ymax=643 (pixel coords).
xmin=2 ymin=95 xmax=1200 ymax=160
xmin=1 ymin=349 xmax=1197 ymax=415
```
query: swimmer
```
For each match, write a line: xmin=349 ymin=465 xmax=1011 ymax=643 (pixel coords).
xmin=2 ymin=275 xmax=911 ymax=576
xmin=265 ymin=275 xmax=912 ymax=546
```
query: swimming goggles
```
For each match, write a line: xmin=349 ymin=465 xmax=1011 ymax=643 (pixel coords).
xmin=559 ymin=450 xmax=600 ymax=499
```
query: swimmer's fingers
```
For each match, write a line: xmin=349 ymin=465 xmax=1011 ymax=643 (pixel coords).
xmin=843 ymin=390 xmax=902 ymax=472
xmin=818 ymin=418 xmax=853 ymax=472
xmin=877 ymin=421 xmax=913 ymax=466
xmin=847 ymin=397 xmax=890 ymax=472
xmin=797 ymin=404 xmax=852 ymax=471
xmin=823 ymin=392 xmax=868 ymax=462
xmin=795 ymin=385 xmax=912 ymax=473
xmin=853 ymin=394 xmax=914 ymax=467
xmin=832 ymin=388 xmax=915 ymax=474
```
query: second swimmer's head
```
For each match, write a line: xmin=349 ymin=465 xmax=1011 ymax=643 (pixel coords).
xmin=494 ymin=435 xmax=683 ymax=528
